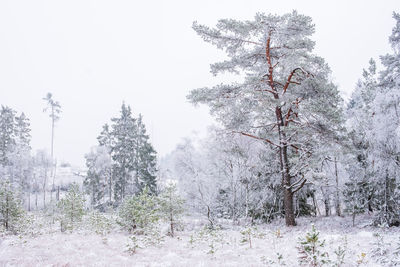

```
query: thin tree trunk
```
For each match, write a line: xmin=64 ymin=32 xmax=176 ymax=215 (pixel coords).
xmin=109 ymin=169 xmax=112 ymax=205
xmin=43 ymin=186 xmax=46 ymax=209
xmin=312 ymin=193 xmax=321 ymax=216
xmin=170 ymin=190 xmax=174 ymax=237
xmin=43 ymin=165 xmax=47 ymax=209
xmin=324 ymin=197 xmax=330 ymax=217
xmin=35 ymin=189 xmax=38 ymax=209
xmin=5 ymin=195 xmax=9 ymax=230
xmin=232 ymin=182 xmax=237 ymax=224
xmin=28 ymin=186 xmax=31 ymax=211
xmin=334 ymin=157 xmax=341 ymax=216
xmin=245 ymin=182 xmax=249 ymax=219
xmin=50 ymin=107 xmax=55 ymax=202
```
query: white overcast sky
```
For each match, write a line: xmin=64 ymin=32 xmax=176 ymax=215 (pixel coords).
xmin=0 ymin=0 xmax=399 ymax=166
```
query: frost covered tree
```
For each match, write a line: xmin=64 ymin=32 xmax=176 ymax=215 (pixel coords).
xmin=343 ymin=176 xmax=368 ymax=226
xmin=345 ymin=59 xmax=378 ymax=216
xmin=0 ymin=106 xmax=16 ymax=166
xmin=172 ymin=138 xmax=220 ymax=226
xmin=84 ymin=146 xmax=112 ymax=208
xmin=95 ymin=103 xmax=158 ymax=204
xmin=188 ymin=11 xmax=344 ymax=226
xmin=163 ymin=130 xmax=284 ymax=224
xmin=110 ymin=103 xmax=137 ymax=201
xmin=134 ymin=114 xmax=157 ymax=194
xmin=43 ymin=92 xmax=61 ymax=201
xmin=369 ymin=13 xmax=400 ymax=226
xmin=345 ymin=13 xmax=400 ymax=226
xmin=10 ymin=113 xmax=32 ymax=204
xmin=33 ymin=150 xmax=51 ymax=208
xmin=0 ymin=107 xmax=33 ymax=209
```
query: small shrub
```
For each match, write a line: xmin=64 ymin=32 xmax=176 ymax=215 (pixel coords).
xmin=118 ymin=187 xmax=159 ymax=232
xmin=158 ymin=184 xmax=185 ymax=237
xmin=333 ymin=236 xmax=347 ymax=267
xmin=261 ymin=252 xmax=286 ymax=266
xmin=0 ymin=180 xmax=26 ymax=234
xmin=189 ymin=225 xmax=228 ymax=255
xmin=87 ymin=210 xmax=113 ymax=243
xmin=297 ymin=224 xmax=330 ymax=266
xmin=356 ymin=252 xmax=367 ymax=266
xmin=370 ymin=233 xmax=389 ymax=265
xmin=57 ymin=183 xmax=85 ymax=232
xmin=126 ymin=226 xmax=164 ymax=254
xmin=240 ymin=226 xmax=263 ymax=249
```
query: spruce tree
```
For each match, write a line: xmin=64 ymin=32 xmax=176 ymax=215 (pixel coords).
xmin=94 ymin=104 xmax=158 ymax=205
xmin=110 ymin=103 xmax=137 ymax=201
xmin=135 ymin=114 xmax=157 ymax=193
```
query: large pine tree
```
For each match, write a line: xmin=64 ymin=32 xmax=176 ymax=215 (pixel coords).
xmin=188 ymin=11 xmax=344 ymax=226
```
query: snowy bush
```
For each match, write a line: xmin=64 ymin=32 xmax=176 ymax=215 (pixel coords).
xmin=239 ymin=226 xmax=265 ymax=249
xmin=261 ymin=253 xmax=286 ymax=266
xmin=86 ymin=210 xmax=113 ymax=237
xmin=57 ymin=183 xmax=85 ymax=232
xmin=0 ymin=180 xmax=26 ymax=234
xmin=189 ymin=225 xmax=228 ymax=255
xmin=332 ymin=236 xmax=347 ymax=267
xmin=126 ymin=226 xmax=164 ymax=254
xmin=370 ymin=232 xmax=389 ymax=265
xmin=158 ymin=184 xmax=185 ymax=237
xmin=297 ymin=224 xmax=330 ymax=266
xmin=117 ymin=187 xmax=159 ymax=232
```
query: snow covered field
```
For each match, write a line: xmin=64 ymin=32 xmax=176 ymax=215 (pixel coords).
xmin=1 ymin=215 xmax=399 ymax=266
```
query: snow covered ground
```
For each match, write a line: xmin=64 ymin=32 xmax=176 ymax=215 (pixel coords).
xmin=0 ymin=214 xmax=399 ymax=266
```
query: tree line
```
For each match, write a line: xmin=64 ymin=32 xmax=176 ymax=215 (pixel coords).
xmin=1 ymin=10 xmax=400 ymax=231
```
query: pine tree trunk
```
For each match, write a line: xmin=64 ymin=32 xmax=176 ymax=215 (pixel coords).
xmin=277 ymin=108 xmax=296 ymax=226
xmin=282 ymin=142 xmax=296 ymax=226
xmin=232 ymin=182 xmax=237 ymax=224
